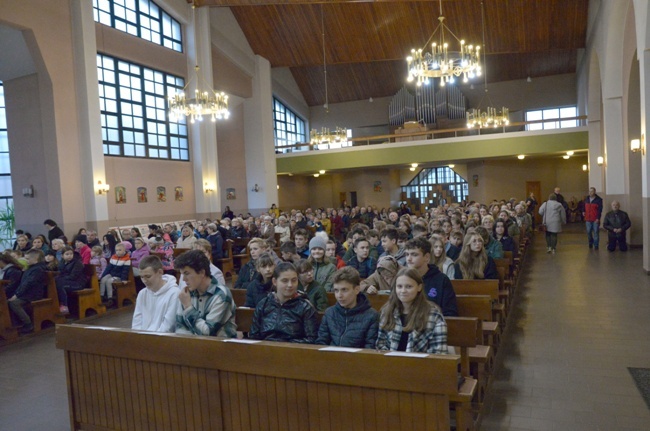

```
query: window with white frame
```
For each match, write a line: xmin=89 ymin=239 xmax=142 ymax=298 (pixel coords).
xmin=525 ymin=106 xmax=578 ymax=131
xmin=97 ymin=54 xmax=189 ymax=160
xmin=402 ymin=167 xmax=468 ymax=206
xmin=93 ymin=0 xmax=183 ymax=52
xmin=273 ymin=98 xmax=307 ymax=153
xmin=0 ymin=83 xmax=14 ymax=219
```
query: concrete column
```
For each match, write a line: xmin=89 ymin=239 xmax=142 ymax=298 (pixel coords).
xmin=641 ymin=50 xmax=650 ymax=272
xmin=70 ymin=0 xmax=109 ymax=227
xmin=244 ymin=55 xmax=278 ymax=214
xmin=603 ymin=97 xmax=628 ymax=195
xmin=587 ymin=119 xmax=604 ymax=192
xmin=190 ymin=6 xmax=220 ymax=217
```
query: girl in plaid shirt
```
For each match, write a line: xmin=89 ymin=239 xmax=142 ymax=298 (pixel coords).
xmin=376 ymin=268 xmax=448 ymax=354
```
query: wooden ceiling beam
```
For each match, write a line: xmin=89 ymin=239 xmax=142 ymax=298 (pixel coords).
xmin=193 ymin=0 xmax=433 ymax=6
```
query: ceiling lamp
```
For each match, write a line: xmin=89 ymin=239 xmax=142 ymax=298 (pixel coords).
xmin=168 ymin=3 xmax=229 ymax=123
xmin=517 ymin=155 xmax=525 ymax=160
xmin=467 ymin=1 xmax=509 ymax=129
xmin=566 ymin=151 xmax=574 ymax=156
xmin=310 ymin=6 xmax=347 ymax=146
xmin=406 ymin=0 xmax=481 ymax=87
xmin=563 ymin=155 xmax=570 ymax=159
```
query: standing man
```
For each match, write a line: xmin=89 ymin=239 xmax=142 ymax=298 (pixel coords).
xmin=175 ymin=250 xmax=236 ymax=336
xmin=43 ymin=219 xmax=65 ymax=244
xmin=525 ymin=192 xmax=538 ymax=227
xmin=583 ymin=187 xmax=603 ymax=250
xmin=603 ymin=201 xmax=631 ymax=252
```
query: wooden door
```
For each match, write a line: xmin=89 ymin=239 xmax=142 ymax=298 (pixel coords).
xmin=526 ymin=181 xmax=542 ymax=225
xmin=339 ymin=192 xmax=346 ymax=208
xmin=350 ymin=191 xmax=357 ymax=207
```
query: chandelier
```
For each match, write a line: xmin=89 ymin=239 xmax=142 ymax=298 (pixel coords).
xmin=406 ymin=0 xmax=481 ymax=87
xmin=466 ymin=1 xmax=509 ymax=129
xmin=168 ymin=3 xmax=229 ymax=123
xmin=310 ymin=5 xmax=347 ymax=147
xmin=310 ymin=127 xmax=347 ymax=146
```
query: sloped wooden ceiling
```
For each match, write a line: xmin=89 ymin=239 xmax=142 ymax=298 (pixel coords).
xmin=198 ymin=0 xmax=588 ymax=106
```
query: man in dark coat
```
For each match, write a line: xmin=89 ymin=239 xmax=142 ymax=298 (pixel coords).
xmin=8 ymin=249 xmax=48 ymax=334
xmin=603 ymin=201 xmax=631 ymax=252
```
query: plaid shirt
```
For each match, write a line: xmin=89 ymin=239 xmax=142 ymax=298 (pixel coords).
xmin=376 ymin=304 xmax=448 ymax=354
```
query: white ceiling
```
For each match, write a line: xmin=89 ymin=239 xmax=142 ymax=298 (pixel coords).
xmin=0 ymin=24 xmax=36 ymax=82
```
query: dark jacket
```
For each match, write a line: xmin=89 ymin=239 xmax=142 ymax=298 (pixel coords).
xmin=583 ymin=194 xmax=603 ymax=222
xmin=234 ymin=260 xmax=257 ymax=289
xmin=56 ymin=254 xmax=86 ymax=290
xmin=347 ymin=256 xmax=377 ymax=278
xmin=2 ymin=264 xmax=23 ymax=298
xmin=603 ymin=210 xmax=631 ymax=232
xmin=47 ymin=226 xmax=65 ymax=244
xmin=446 ymin=244 xmax=461 ymax=261
xmin=15 ymin=261 xmax=48 ymax=302
xmin=244 ymin=274 xmax=273 ymax=308
xmin=249 ymin=292 xmax=318 ymax=343
xmin=316 ymin=293 xmax=379 ymax=348
xmin=207 ymin=232 xmax=224 ymax=261
xmin=453 ymin=256 xmax=498 ymax=281
xmin=299 ymin=280 xmax=328 ymax=312
xmin=498 ymin=235 xmax=518 ymax=258
xmin=422 ymin=264 xmax=458 ymax=317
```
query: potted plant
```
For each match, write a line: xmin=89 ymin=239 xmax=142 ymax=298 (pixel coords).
xmin=0 ymin=203 xmax=15 ymax=251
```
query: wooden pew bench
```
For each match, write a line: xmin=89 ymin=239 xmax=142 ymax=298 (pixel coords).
xmin=56 ymin=324 xmax=462 ymax=431
xmin=26 ymin=272 xmax=65 ymax=332
xmin=113 ymin=266 xmax=137 ymax=308
xmin=452 ymin=279 xmax=506 ymax=329
xmin=0 ymin=282 xmax=18 ymax=342
xmin=67 ymin=264 xmax=106 ymax=319
xmin=215 ymin=239 xmax=236 ymax=280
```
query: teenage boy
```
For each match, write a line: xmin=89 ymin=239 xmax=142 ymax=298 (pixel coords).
xmin=411 ymin=224 xmax=428 ymax=239
xmin=132 ymin=255 xmax=179 ymax=333
xmin=293 ymin=228 xmax=310 ymax=259
xmin=295 ymin=260 xmax=328 ymax=311
xmin=404 ymin=237 xmax=458 ymax=317
xmin=325 ymin=240 xmax=346 ymax=269
xmin=342 ymin=227 xmax=366 ymax=263
xmin=346 ymin=237 xmax=377 ymax=278
xmin=316 ymin=267 xmax=379 ymax=348
xmin=379 ymin=228 xmax=407 ymax=266
xmin=446 ymin=231 xmax=463 ymax=261
xmin=280 ymin=241 xmax=302 ymax=264
xmin=175 ymin=250 xmax=236 ymax=337
xmin=365 ymin=229 xmax=383 ymax=257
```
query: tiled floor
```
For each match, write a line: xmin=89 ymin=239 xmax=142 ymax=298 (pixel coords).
xmin=0 ymin=225 xmax=648 ymax=431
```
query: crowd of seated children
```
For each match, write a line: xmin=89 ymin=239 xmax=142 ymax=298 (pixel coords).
xmin=249 ymin=262 xmax=318 ymax=343
xmin=376 ymin=268 xmax=448 ymax=354
xmin=316 ymin=267 xmax=378 ymax=348
xmin=346 ymin=237 xmax=377 ymax=278
xmin=295 ymin=260 xmax=328 ymax=312
xmin=244 ymin=253 xmax=276 ymax=308
xmin=54 ymin=246 xmax=87 ymax=315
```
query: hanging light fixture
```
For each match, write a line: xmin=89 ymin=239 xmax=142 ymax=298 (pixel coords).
xmin=467 ymin=1 xmax=509 ymax=129
xmin=406 ymin=0 xmax=481 ymax=87
xmin=168 ymin=2 xmax=229 ymax=123
xmin=310 ymin=6 xmax=346 ymax=147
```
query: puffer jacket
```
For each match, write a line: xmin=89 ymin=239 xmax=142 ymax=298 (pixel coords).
xmin=15 ymin=261 xmax=48 ymax=302
xmin=316 ymin=293 xmax=379 ymax=348
xmin=244 ymin=274 xmax=273 ymax=308
xmin=360 ymin=255 xmax=402 ymax=293
xmin=249 ymin=292 xmax=318 ymax=343
xmin=234 ymin=259 xmax=257 ymax=290
xmin=1 ymin=264 xmax=23 ymax=298
xmin=56 ymin=253 xmax=87 ymax=290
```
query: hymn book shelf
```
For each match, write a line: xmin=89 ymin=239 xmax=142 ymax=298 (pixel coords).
xmin=56 ymin=324 xmax=465 ymax=431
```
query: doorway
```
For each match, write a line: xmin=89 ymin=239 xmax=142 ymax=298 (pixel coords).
xmin=339 ymin=192 xmax=346 ymax=208
xmin=350 ymin=192 xmax=357 ymax=208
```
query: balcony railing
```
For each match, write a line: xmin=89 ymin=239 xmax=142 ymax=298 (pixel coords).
xmin=276 ymin=116 xmax=588 ymax=154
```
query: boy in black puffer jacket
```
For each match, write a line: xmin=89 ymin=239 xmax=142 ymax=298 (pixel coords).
xmin=316 ymin=267 xmax=379 ymax=348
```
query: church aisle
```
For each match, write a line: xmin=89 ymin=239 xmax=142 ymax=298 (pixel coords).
xmin=480 ymin=225 xmax=650 ymax=430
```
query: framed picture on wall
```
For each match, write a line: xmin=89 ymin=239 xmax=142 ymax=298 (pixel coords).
xmin=175 ymin=186 xmax=183 ymax=202
xmin=226 ymin=188 xmax=236 ymax=200
xmin=157 ymin=186 xmax=167 ymax=202
xmin=373 ymin=181 xmax=382 ymax=192
xmin=115 ymin=186 xmax=126 ymax=204
xmin=473 ymin=175 xmax=479 ymax=187
xmin=137 ymin=187 xmax=147 ymax=203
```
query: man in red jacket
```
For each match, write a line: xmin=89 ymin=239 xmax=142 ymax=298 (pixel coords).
xmin=582 ymin=187 xmax=603 ymax=250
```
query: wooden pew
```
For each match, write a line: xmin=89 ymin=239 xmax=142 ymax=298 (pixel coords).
xmin=56 ymin=324 xmax=461 ymax=431
xmin=67 ymin=265 xmax=106 ymax=319
xmin=230 ymin=288 xmax=247 ymax=307
xmin=113 ymin=266 xmax=137 ymax=308
xmin=0 ymin=282 xmax=18 ymax=342
xmin=327 ymin=291 xmax=389 ymax=311
xmin=232 ymin=238 xmax=250 ymax=271
xmin=452 ymin=279 xmax=506 ymax=328
xmin=215 ymin=240 xmax=236 ymax=280
xmin=172 ymin=247 xmax=190 ymax=258
xmin=27 ymin=272 xmax=66 ymax=332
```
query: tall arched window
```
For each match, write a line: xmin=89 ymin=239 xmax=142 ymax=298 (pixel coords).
xmin=402 ymin=167 xmax=468 ymax=207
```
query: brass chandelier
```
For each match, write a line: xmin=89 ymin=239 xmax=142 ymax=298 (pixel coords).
xmin=406 ymin=0 xmax=481 ymax=87
xmin=168 ymin=3 xmax=229 ymax=123
xmin=466 ymin=1 xmax=509 ymax=129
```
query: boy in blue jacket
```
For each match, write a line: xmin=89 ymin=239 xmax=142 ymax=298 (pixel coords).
xmin=99 ymin=243 xmax=131 ymax=307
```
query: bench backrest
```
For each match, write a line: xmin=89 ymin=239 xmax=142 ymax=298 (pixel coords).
xmin=456 ymin=294 xmax=493 ymax=321
xmin=451 ymin=279 xmax=499 ymax=301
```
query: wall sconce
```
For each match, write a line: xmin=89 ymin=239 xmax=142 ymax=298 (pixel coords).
xmin=22 ymin=185 xmax=34 ymax=198
xmin=204 ymin=182 xmax=215 ymax=194
xmin=631 ymin=137 xmax=645 ymax=155
xmin=251 ymin=184 xmax=260 ymax=192
xmin=448 ymin=164 xmax=455 ymax=169
xmin=597 ymin=156 xmax=604 ymax=166
xmin=517 ymin=155 xmax=525 ymax=160
xmin=96 ymin=181 xmax=110 ymax=195
xmin=562 ymin=155 xmax=570 ymax=160
xmin=319 ymin=170 xmax=326 ymax=174
xmin=313 ymin=174 xmax=320 ymax=178
xmin=582 ymin=164 xmax=588 ymax=171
